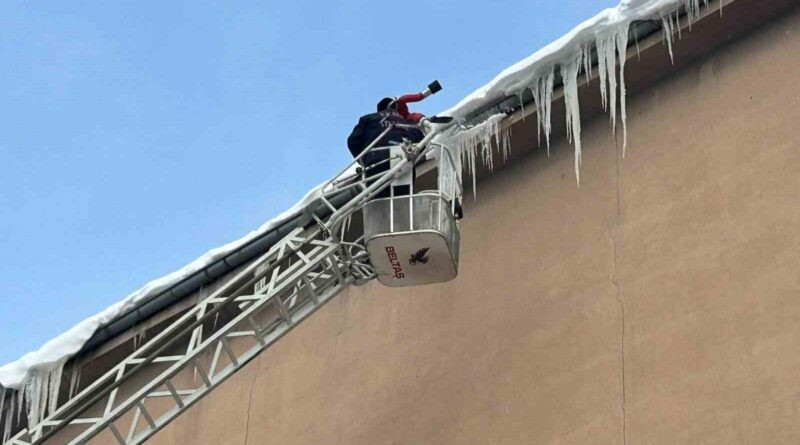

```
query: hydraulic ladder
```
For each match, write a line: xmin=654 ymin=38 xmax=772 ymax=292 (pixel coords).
xmin=3 ymin=118 xmax=455 ymax=445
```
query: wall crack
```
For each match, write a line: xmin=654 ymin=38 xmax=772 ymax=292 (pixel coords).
xmin=242 ymin=370 xmax=258 ymax=445
xmin=613 ymin=134 xmax=626 ymax=445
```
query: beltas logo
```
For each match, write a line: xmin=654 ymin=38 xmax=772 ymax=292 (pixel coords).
xmin=409 ymin=247 xmax=430 ymax=265
xmin=385 ymin=246 xmax=404 ymax=279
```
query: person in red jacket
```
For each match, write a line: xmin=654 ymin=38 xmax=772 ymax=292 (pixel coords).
xmin=347 ymin=81 xmax=461 ymax=217
xmin=347 ymin=97 xmax=425 ymax=199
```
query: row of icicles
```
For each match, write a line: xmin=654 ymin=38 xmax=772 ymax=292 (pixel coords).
xmin=447 ymin=0 xmax=719 ymax=189
xmin=0 ymin=361 xmax=81 ymax=443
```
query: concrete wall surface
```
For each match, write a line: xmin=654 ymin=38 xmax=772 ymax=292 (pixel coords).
xmin=142 ymin=7 xmax=800 ymax=445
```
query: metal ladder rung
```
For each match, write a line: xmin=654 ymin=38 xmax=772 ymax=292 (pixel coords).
xmin=127 ymin=356 xmax=184 ymax=365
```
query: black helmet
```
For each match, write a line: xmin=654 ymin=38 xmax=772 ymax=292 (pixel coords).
xmin=377 ymin=97 xmax=396 ymax=112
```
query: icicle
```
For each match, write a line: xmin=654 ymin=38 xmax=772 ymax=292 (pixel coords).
xmin=15 ymin=388 xmax=23 ymax=427
xmin=0 ymin=388 xmax=7 ymax=443
xmin=437 ymin=140 xmax=462 ymax=203
xmin=447 ymin=113 xmax=507 ymax=199
xmin=24 ymin=373 xmax=45 ymax=429
xmin=47 ymin=361 xmax=64 ymax=417
xmin=661 ymin=13 xmax=675 ymax=64
xmin=501 ymin=127 xmax=512 ymax=164
xmin=14 ymin=360 xmax=68 ymax=430
xmin=675 ymin=10 xmax=682 ymax=40
xmin=0 ymin=389 xmax=6 ymax=426
xmin=685 ymin=0 xmax=701 ymax=25
xmin=68 ymin=361 xmax=81 ymax=399
xmin=518 ymin=93 xmax=525 ymax=122
xmin=581 ymin=43 xmax=592 ymax=84
xmin=616 ymin=21 xmax=631 ymax=156
xmin=3 ymin=391 xmax=15 ymax=443
xmin=135 ymin=329 xmax=147 ymax=351
xmin=530 ymin=67 xmax=555 ymax=154
xmin=596 ymin=36 xmax=608 ymax=111
xmin=562 ymin=52 xmax=584 ymax=185
xmin=595 ymin=32 xmax=618 ymax=133
xmin=24 ymin=377 xmax=36 ymax=430
xmin=466 ymin=139 xmax=477 ymax=199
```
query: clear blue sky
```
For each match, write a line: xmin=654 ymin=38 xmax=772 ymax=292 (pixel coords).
xmin=0 ymin=0 xmax=617 ymax=365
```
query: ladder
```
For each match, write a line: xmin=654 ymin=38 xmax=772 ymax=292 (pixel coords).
xmin=4 ymin=120 xmax=454 ymax=445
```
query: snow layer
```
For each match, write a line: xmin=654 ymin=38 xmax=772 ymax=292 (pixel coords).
xmin=1 ymin=0 xmax=706 ymax=435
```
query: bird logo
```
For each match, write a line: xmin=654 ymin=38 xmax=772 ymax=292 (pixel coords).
xmin=409 ymin=247 xmax=430 ymax=265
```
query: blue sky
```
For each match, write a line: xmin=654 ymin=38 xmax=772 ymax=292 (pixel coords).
xmin=0 ymin=0 xmax=617 ymax=365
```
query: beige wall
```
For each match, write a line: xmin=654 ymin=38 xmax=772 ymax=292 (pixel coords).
xmin=136 ymin=5 xmax=800 ymax=444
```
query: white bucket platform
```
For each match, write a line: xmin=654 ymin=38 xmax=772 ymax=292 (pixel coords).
xmin=363 ymin=192 xmax=460 ymax=287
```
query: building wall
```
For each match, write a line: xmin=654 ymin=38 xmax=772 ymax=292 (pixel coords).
xmin=133 ymin=6 xmax=800 ymax=444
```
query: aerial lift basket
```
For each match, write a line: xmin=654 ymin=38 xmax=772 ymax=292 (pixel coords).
xmin=363 ymin=141 xmax=462 ymax=287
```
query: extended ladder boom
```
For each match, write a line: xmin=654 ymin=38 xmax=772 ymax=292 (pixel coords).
xmin=4 ymin=119 xmax=454 ymax=445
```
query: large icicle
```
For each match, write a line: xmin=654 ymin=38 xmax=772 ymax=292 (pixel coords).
xmin=3 ymin=390 xmax=14 ymax=444
xmin=661 ymin=13 xmax=676 ymax=63
xmin=46 ymin=362 xmax=64 ymax=417
xmin=68 ymin=361 xmax=81 ymax=399
xmin=616 ymin=21 xmax=631 ymax=155
xmin=14 ymin=390 xmax=23 ymax=431
xmin=0 ymin=390 xmax=6 ymax=428
xmin=685 ymin=0 xmax=701 ymax=24
xmin=562 ymin=51 xmax=584 ymax=185
xmin=530 ymin=68 xmax=555 ymax=154
xmin=17 ymin=360 xmax=67 ymax=432
xmin=595 ymin=32 xmax=619 ymax=133
xmin=581 ymin=43 xmax=593 ymax=84
xmin=0 ymin=388 xmax=7 ymax=443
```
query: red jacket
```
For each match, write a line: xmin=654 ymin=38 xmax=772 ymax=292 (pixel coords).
xmin=395 ymin=93 xmax=426 ymax=123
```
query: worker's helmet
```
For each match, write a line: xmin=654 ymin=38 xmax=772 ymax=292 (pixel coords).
xmin=377 ymin=97 xmax=396 ymax=112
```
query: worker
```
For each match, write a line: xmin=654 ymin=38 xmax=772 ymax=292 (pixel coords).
xmin=347 ymin=84 xmax=462 ymax=218
xmin=347 ymin=96 xmax=425 ymax=198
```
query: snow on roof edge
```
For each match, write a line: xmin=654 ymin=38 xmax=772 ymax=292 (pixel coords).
xmin=442 ymin=0 xmax=692 ymax=120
